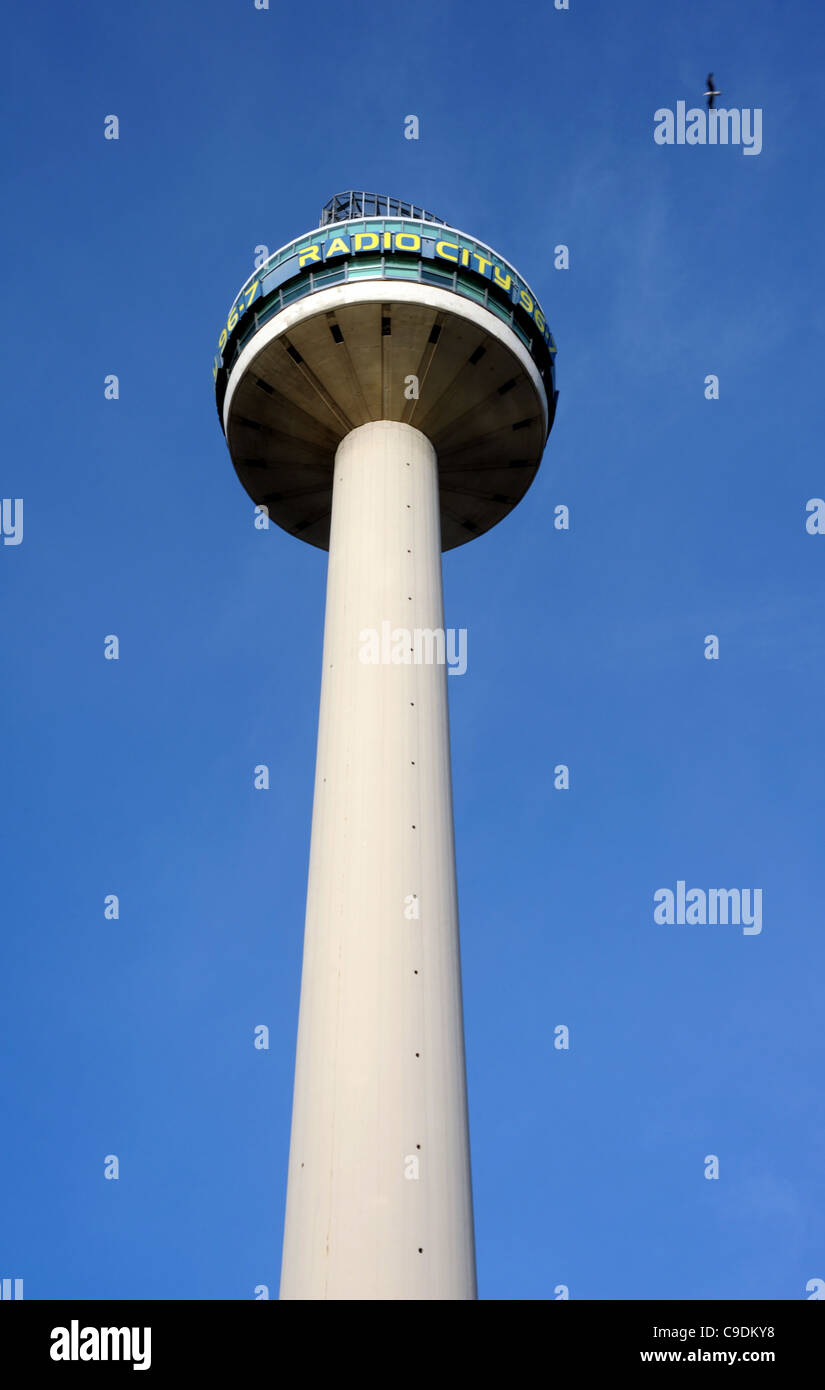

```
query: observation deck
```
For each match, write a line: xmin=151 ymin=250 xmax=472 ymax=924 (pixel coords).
xmin=215 ymin=193 xmax=559 ymax=551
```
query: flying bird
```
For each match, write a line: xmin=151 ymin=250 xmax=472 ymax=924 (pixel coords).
xmin=705 ymin=73 xmax=721 ymax=109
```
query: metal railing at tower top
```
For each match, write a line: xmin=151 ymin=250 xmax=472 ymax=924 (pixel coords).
xmin=319 ymin=192 xmax=448 ymax=227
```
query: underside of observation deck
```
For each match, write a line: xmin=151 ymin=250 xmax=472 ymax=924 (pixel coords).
xmin=224 ymin=293 xmax=555 ymax=552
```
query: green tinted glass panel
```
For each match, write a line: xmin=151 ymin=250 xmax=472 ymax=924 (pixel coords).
xmin=312 ymin=268 xmax=346 ymax=287
xmin=347 ymin=258 xmax=383 ymax=279
xmin=485 ymin=297 xmax=511 ymax=323
xmin=257 ymin=297 xmax=281 ymax=327
xmin=281 ymin=281 xmax=308 ymax=305
xmin=422 ymin=267 xmax=454 ymax=287
xmin=457 ymin=276 xmax=486 ymax=304
xmin=384 ymin=260 xmax=418 ymax=279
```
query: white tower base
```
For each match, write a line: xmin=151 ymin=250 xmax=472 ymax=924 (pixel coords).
xmin=279 ymin=420 xmax=477 ymax=1300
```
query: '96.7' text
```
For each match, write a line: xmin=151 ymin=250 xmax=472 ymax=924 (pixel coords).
xmin=212 ymin=279 xmax=260 ymax=380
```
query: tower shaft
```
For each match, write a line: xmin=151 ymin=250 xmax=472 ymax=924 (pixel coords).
xmin=279 ymin=421 xmax=476 ymax=1300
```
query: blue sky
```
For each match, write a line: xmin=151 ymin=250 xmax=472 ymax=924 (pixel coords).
xmin=2 ymin=0 xmax=823 ymax=1300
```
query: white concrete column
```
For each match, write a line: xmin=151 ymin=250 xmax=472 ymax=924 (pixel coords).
xmin=279 ymin=420 xmax=477 ymax=1301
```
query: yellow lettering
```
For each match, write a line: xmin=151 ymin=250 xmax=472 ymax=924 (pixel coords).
xmin=325 ymin=236 xmax=351 ymax=259
xmin=535 ymin=308 xmax=545 ymax=332
xmin=353 ymin=232 xmax=380 ymax=252
xmin=436 ymin=240 xmax=459 ymax=262
xmin=493 ymin=266 xmax=512 ymax=291
xmin=460 ymin=248 xmax=470 ymax=266
xmin=519 ymin=289 xmax=534 ymax=313
xmin=299 ymin=245 xmax=321 ymax=267
xmin=383 ymin=231 xmax=392 ymax=249
xmin=394 ymin=232 xmax=421 ymax=252
xmin=472 ymin=253 xmax=492 ymax=276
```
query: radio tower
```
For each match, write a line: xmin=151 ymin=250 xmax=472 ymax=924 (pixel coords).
xmin=214 ymin=193 xmax=558 ymax=1300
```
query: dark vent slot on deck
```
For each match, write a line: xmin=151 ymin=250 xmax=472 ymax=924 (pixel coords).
xmin=468 ymin=345 xmax=486 ymax=365
xmin=287 ymin=345 xmax=303 ymax=363
xmin=497 ymin=378 xmax=517 ymax=395
xmin=381 ymin=317 xmax=391 ymax=336
xmin=255 ymin=378 xmax=274 ymax=395
xmin=428 ymin=324 xmax=442 ymax=344
xmin=512 ymin=418 xmax=532 ymax=431
xmin=330 ymin=324 xmax=344 ymax=344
